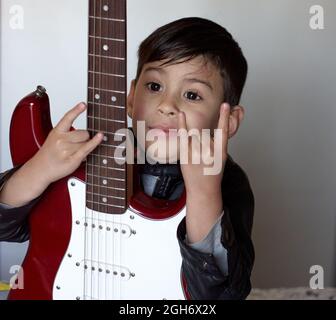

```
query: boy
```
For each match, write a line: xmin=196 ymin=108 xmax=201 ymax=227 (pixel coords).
xmin=0 ymin=17 xmax=254 ymax=299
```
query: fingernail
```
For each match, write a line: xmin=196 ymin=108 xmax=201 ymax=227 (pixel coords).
xmin=222 ymin=103 xmax=229 ymax=112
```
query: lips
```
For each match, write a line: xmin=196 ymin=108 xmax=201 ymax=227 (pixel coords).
xmin=148 ymin=124 xmax=179 ymax=137
xmin=149 ymin=124 xmax=178 ymax=132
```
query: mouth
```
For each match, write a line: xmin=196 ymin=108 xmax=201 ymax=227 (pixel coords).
xmin=148 ymin=125 xmax=178 ymax=136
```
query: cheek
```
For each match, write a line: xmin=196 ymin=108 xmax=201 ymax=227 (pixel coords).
xmin=132 ymin=92 xmax=152 ymax=123
xmin=185 ymin=111 xmax=212 ymax=131
xmin=133 ymin=105 xmax=146 ymax=122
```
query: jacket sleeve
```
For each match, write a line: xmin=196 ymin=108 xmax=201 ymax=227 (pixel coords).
xmin=184 ymin=210 xmax=228 ymax=276
xmin=177 ymin=156 xmax=255 ymax=300
xmin=0 ymin=165 xmax=40 ymax=242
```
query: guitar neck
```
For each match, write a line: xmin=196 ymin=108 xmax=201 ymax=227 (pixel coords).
xmin=86 ymin=0 xmax=128 ymax=215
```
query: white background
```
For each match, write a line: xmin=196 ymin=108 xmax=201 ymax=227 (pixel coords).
xmin=1 ymin=0 xmax=336 ymax=289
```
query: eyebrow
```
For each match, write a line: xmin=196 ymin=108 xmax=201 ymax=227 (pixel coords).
xmin=143 ymin=67 xmax=166 ymax=74
xmin=143 ymin=67 xmax=213 ymax=91
xmin=184 ymin=78 xmax=213 ymax=91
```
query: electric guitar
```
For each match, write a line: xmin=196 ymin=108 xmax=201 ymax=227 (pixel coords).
xmin=8 ymin=0 xmax=188 ymax=300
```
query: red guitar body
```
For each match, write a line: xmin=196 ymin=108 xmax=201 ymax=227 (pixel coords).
xmin=7 ymin=87 xmax=188 ymax=300
xmin=8 ymin=88 xmax=84 ymax=299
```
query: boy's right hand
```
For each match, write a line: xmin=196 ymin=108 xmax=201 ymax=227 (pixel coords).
xmin=0 ymin=103 xmax=103 ymax=208
xmin=29 ymin=102 xmax=104 ymax=186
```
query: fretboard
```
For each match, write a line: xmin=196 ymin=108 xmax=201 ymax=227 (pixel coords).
xmin=86 ymin=0 xmax=128 ymax=215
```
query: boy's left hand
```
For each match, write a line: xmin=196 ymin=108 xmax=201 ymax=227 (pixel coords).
xmin=178 ymin=102 xmax=231 ymax=196
xmin=177 ymin=102 xmax=231 ymax=243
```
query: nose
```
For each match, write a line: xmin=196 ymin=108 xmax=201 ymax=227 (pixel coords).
xmin=157 ymin=96 xmax=179 ymax=118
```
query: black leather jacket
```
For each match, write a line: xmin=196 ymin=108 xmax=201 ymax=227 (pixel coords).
xmin=0 ymin=156 xmax=254 ymax=300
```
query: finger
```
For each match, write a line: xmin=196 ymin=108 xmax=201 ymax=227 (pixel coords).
xmin=178 ymin=111 xmax=187 ymax=131
xmin=178 ymin=112 xmax=189 ymax=163
xmin=55 ymin=103 xmax=87 ymax=133
xmin=68 ymin=130 xmax=90 ymax=143
xmin=215 ymin=103 xmax=230 ymax=157
xmin=73 ymin=132 xmax=104 ymax=161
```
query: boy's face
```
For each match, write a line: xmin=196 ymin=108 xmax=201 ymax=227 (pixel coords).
xmin=127 ymin=55 xmax=241 ymax=162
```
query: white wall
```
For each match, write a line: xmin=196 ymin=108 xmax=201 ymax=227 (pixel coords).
xmin=1 ymin=0 xmax=336 ymax=289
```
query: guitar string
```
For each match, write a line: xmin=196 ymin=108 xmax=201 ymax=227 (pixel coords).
xmin=120 ymin=0 xmax=124 ymax=300
xmin=115 ymin=0 xmax=119 ymax=299
xmin=90 ymin=0 xmax=96 ymax=300
xmin=99 ymin=0 xmax=107 ymax=300
xmin=96 ymin=0 xmax=103 ymax=300
xmin=85 ymin=0 xmax=92 ymax=301
xmin=101 ymin=1 xmax=106 ymax=300
xmin=86 ymin=0 xmax=92 ymax=300
xmin=117 ymin=0 xmax=121 ymax=300
xmin=83 ymin=0 xmax=88 ymax=300
xmin=116 ymin=0 xmax=119 ymax=300
xmin=108 ymin=0 xmax=113 ymax=300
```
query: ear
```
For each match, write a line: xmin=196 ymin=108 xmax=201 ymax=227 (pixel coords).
xmin=228 ymin=105 xmax=245 ymax=138
xmin=127 ymin=79 xmax=136 ymax=119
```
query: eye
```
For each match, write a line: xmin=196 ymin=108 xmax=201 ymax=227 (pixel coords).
xmin=146 ymin=82 xmax=162 ymax=92
xmin=184 ymin=91 xmax=202 ymax=101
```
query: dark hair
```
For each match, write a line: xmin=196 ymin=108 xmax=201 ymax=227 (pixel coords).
xmin=135 ymin=17 xmax=248 ymax=106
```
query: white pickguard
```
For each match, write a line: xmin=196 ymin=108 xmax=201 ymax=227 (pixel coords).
xmin=52 ymin=177 xmax=186 ymax=300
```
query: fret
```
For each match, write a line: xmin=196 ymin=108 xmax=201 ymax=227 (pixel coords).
xmin=87 ymin=163 xmax=125 ymax=172
xmin=87 ymin=173 xmax=125 ymax=182
xmin=87 ymin=161 xmax=126 ymax=181
xmin=87 ymin=138 xmax=126 ymax=149
xmin=88 ymin=118 xmax=126 ymax=132
xmin=100 ymin=143 xmax=125 ymax=149
xmin=86 ymin=162 xmax=126 ymax=174
xmin=91 ymin=153 xmax=125 ymax=161
xmin=87 ymin=184 xmax=125 ymax=196
xmin=88 ymin=115 xmax=125 ymax=124
xmin=89 ymin=0 xmax=126 ymax=20
xmin=89 ymin=38 xmax=125 ymax=59
xmin=89 ymin=35 xmax=125 ymax=42
xmin=88 ymin=129 xmax=126 ymax=138
xmin=88 ymin=110 xmax=127 ymax=126
xmin=88 ymin=71 xmax=125 ymax=78
xmin=87 ymin=181 xmax=125 ymax=191
xmin=91 ymin=145 xmax=126 ymax=157
xmin=86 ymin=166 xmax=125 ymax=181
xmin=88 ymin=74 xmax=125 ymax=92
xmin=87 ymin=202 xmax=126 ymax=215
xmin=86 ymin=200 xmax=125 ymax=210
xmin=89 ymin=18 xmax=125 ymax=39
xmin=87 ymin=178 xmax=126 ymax=194
xmin=89 ymin=54 xmax=125 ymax=61
xmin=86 ymin=191 xmax=125 ymax=200
xmin=88 ymin=87 xmax=125 ymax=94
xmin=89 ymin=55 xmax=125 ymax=76
xmin=88 ymin=89 xmax=126 ymax=107
xmin=88 ymin=129 xmax=126 ymax=143
xmin=89 ymin=15 xmax=125 ymax=22
xmin=88 ymin=183 xmax=126 ymax=194
xmin=88 ymin=101 xmax=125 ymax=110
xmin=88 ymin=104 xmax=126 ymax=115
